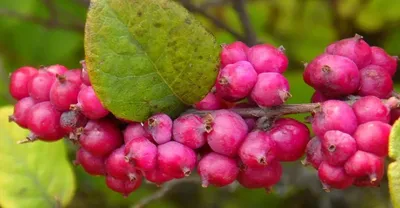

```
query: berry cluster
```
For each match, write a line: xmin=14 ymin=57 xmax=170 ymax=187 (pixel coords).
xmin=303 ymin=35 xmax=398 ymax=191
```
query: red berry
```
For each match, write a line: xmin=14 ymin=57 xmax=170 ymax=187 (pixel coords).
xmin=173 ymin=114 xmax=206 ymax=149
xmin=237 ymin=160 xmax=282 ymax=190
xmin=124 ymin=137 xmax=157 ymax=171
xmin=60 ymin=110 xmax=88 ymax=134
xmin=344 ymin=151 xmax=385 ymax=183
xmin=321 ymin=130 xmax=357 ymax=166
xmin=50 ymin=71 xmax=82 ymax=111
xmin=269 ymin=118 xmax=310 ymax=162
xmin=44 ymin=64 xmax=68 ymax=75
xmin=28 ymin=70 xmax=56 ymax=102
xmin=352 ymin=96 xmax=390 ymax=124
xmin=105 ymin=146 xmax=141 ymax=181
xmin=310 ymin=91 xmax=329 ymax=103
xmin=157 ymin=141 xmax=197 ymax=179
xmin=9 ymin=66 xmax=37 ymax=100
xmin=251 ymin=72 xmax=290 ymax=107
xmin=72 ymin=86 xmax=109 ymax=119
xmin=194 ymin=92 xmax=223 ymax=110
xmin=358 ymin=65 xmax=393 ymax=98
xmin=123 ymin=122 xmax=151 ymax=143
xmin=144 ymin=113 xmax=172 ymax=145
xmin=353 ymin=121 xmax=391 ymax=157
xmin=247 ymin=44 xmax=288 ymax=74
xmin=198 ymin=152 xmax=239 ymax=187
xmin=105 ymin=176 xmax=142 ymax=197
xmin=220 ymin=41 xmax=248 ymax=67
xmin=238 ymin=130 xmax=276 ymax=168
xmin=75 ymin=148 xmax=105 ymax=176
xmin=353 ymin=169 xmax=384 ymax=187
xmin=303 ymin=137 xmax=324 ymax=169
xmin=370 ymin=46 xmax=397 ymax=76
xmin=318 ymin=161 xmax=354 ymax=191
xmin=9 ymin=97 xmax=36 ymax=128
xmin=143 ymin=168 xmax=173 ymax=186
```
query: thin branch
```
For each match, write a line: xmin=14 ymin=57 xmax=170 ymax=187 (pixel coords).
xmin=200 ymin=0 xmax=230 ymax=10
xmin=231 ymin=0 xmax=258 ymax=46
xmin=133 ymin=177 xmax=200 ymax=208
xmin=179 ymin=0 xmax=245 ymax=41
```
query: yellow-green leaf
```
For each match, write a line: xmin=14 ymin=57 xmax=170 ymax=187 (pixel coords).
xmin=0 ymin=106 xmax=76 ymax=208
xmin=389 ymin=161 xmax=400 ymax=208
xmin=84 ymin=0 xmax=220 ymax=122
xmin=389 ymin=118 xmax=400 ymax=159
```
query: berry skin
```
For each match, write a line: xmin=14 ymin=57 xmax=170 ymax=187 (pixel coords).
xmin=50 ymin=72 xmax=82 ymax=111
xmin=105 ymin=146 xmax=140 ymax=181
xmin=220 ymin=41 xmax=249 ymax=67
xmin=325 ymin=34 xmax=372 ymax=69
xmin=353 ymin=168 xmax=384 ymax=187
xmin=123 ymin=122 xmax=151 ymax=143
xmin=80 ymin=60 xmax=91 ymax=86
xmin=303 ymin=137 xmax=324 ymax=169
xmin=269 ymin=118 xmax=310 ymax=162
xmin=9 ymin=66 xmax=37 ymax=100
xmin=79 ymin=119 xmax=123 ymax=157
xmin=370 ymin=46 xmax=398 ymax=76
xmin=352 ymin=96 xmax=390 ymax=124
xmin=311 ymin=91 xmax=330 ymax=103
xmin=124 ymin=137 xmax=157 ymax=171
xmin=72 ymin=86 xmax=109 ymax=119
xmin=27 ymin=101 xmax=65 ymax=141
xmin=344 ymin=151 xmax=385 ymax=183
xmin=238 ymin=130 xmax=276 ymax=168
xmin=353 ymin=121 xmax=391 ymax=157
xmin=312 ymin=100 xmax=358 ymax=138
xmin=173 ymin=114 xmax=206 ymax=149
xmin=303 ymin=54 xmax=360 ymax=97
xmin=144 ymin=113 xmax=173 ymax=145
xmin=75 ymin=148 xmax=105 ymax=176
xmin=198 ymin=152 xmax=239 ymax=187
xmin=215 ymin=61 xmax=258 ymax=101
xmin=60 ymin=110 xmax=88 ymax=134
xmin=247 ymin=44 xmax=288 ymax=74
xmin=105 ymin=176 xmax=142 ymax=197
xmin=358 ymin=65 xmax=393 ymax=98
xmin=250 ymin=72 xmax=290 ymax=107
xmin=194 ymin=92 xmax=222 ymax=110
xmin=28 ymin=70 xmax=56 ymax=102
xmin=321 ymin=130 xmax=357 ymax=166
xmin=157 ymin=141 xmax=197 ymax=179
xmin=9 ymin=97 xmax=36 ymax=128
xmin=237 ymin=160 xmax=282 ymax=190
xmin=143 ymin=168 xmax=173 ymax=186
xmin=318 ymin=161 xmax=354 ymax=191
xmin=244 ymin=118 xmax=256 ymax=132
xmin=205 ymin=110 xmax=248 ymax=157
xmin=44 ymin=64 xmax=68 ymax=75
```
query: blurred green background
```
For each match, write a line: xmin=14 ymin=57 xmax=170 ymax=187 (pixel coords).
xmin=0 ymin=0 xmax=398 ymax=207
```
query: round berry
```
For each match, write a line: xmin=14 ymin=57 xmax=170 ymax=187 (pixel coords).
xmin=358 ymin=65 xmax=393 ymax=98
xmin=237 ymin=160 xmax=282 ymax=190
xmin=9 ymin=66 xmax=37 ymax=100
xmin=144 ymin=113 xmax=172 ymax=145
xmin=220 ymin=41 xmax=248 ymax=67
xmin=321 ymin=130 xmax=357 ymax=166
xmin=370 ymin=46 xmax=398 ymax=76
xmin=247 ymin=44 xmax=288 ymax=74
xmin=250 ymin=72 xmax=290 ymax=107
xmin=173 ymin=114 xmax=206 ymax=149
xmin=238 ymin=130 xmax=276 ymax=168
xmin=9 ymin=97 xmax=36 ymax=128
xmin=198 ymin=152 xmax=239 ymax=187
xmin=124 ymin=137 xmax=157 ymax=171
xmin=318 ymin=161 xmax=354 ymax=191
xmin=105 ymin=146 xmax=141 ymax=181
xmin=352 ymin=96 xmax=390 ymax=124
xmin=75 ymin=148 xmax=105 ymax=176
xmin=353 ymin=121 xmax=391 ymax=157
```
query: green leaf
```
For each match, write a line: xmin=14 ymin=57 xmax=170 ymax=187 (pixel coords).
xmin=389 ymin=161 xmax=400 ymax=208
xmin=0 ymin=106 xmax=76 ymax=208
xmin=389 ymin=119 xmax=400 ymax=159
xmin=85 ymin=0 xmax=220 ymax=121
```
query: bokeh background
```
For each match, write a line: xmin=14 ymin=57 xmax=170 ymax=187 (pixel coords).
xmin=0 ymin=0 xmax=398 ymax=207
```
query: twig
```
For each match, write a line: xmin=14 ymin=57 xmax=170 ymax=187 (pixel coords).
xmin=133 ymin=177 xmax=200 ymax=208
xmin=179 ymin=0 xmax=245 ymax=41
xmin=231 ymin=0 xmax=258 ymax=46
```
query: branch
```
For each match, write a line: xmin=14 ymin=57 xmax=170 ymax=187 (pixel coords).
xmin=133 ymin=177 xmax=200 ymax=208
xmin=179 ymin=0 xmax=246 ymax=41
xmin=231 ymin=0 xmax=258 ymax=46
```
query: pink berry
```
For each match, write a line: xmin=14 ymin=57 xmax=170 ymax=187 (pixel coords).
xmin=205 ymin=110 xmax=248 ymax=157
xmin=27 ymin=101 xmax=65 ymax=141
xmin=105 ymin=146 xmax=141 ymax=181
xmin=75 ymin=148 xmax=105 ymax=176
xmin=250 ymin=72 xmax=290 ymax=107
xmin=303 ymin=137 xmax=324 ymax=169
xmin=353 ymin=121 xmax=391 ymax=157
xmin=28 ymin=70 xmax=56 ymax=102
xmin=220 ymin=41 xmax=249 ymax=67
xmin=50 ymin=72 xmax=82 ymax=111
xmin=321 ymin=130 xmax=357 ymax=166
xmin=60 ymin=110 xmax=88 ymax=134
xmin=80 ymin=60 xmax=91 ymax=86
xmin=269 ymin=118 xmax=310 ymax=162
xmin=303 ymin=54 xmax=360 ymax=97
xmin=318 ymin=161 xmax=354 ymax=191
xmin=352 ymin=96 xmax=390 ymax=124
xmin=237 ymin=160 xmax=282 ymax=190
xmin=194 ymin=92 xmax=222 ymax=110
xmin=79 ymin=119 xmax=123 ymax=157
xmin=124 ymin=137 xmax=157 ymax=171
xmin=353 ymin=168 xmax=384 ymax=187
xmin=198 ymin=152 xmax=239 ymax=187
xmin=44 ymin=64 xmax=68 ymax=75
xmin=358 ymin=65 xmax=393 ymax=98
xmin=311 ymin=91 xmax=330 ymax=103
xmin=72 ymin=86 xmax=109 ymax=119
xmin=247 ymin=44 xmax=288 ymax=74
xmin=9 ymin=97 xmax=36 ymax=128
xmin=370 ymin=46 xmax=398 ymax=76
xmin=157 ymin=141 xmax=197 ymax=178
xmin=144 ymin=113 xmax=172 ymax=145
xmin=238 ymin=130 xmax=276 ymax=168
xmin=9 ymin=66 xmax=37 ymax=100
xmin=344 ymin=151 xmax=385 ymax=183
xmin=173 ymin=114 xmax=206 ymax=149
xmin=105 ymin=176 xmax=142 ymax=197
xmin=325 ymin=34 xmax=372 ymax=68
xmin=143 ymin=168 xmax=173 ymax=186
xmin=244 ymin=118 xmax=256 ymax=132
xmin=312 ymin=100 xmax=358 ymax=138
xmin=123 ymin=123 xmax=151 ymax=143
xmin=215 ymin=61 xmax=257 ymax=101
